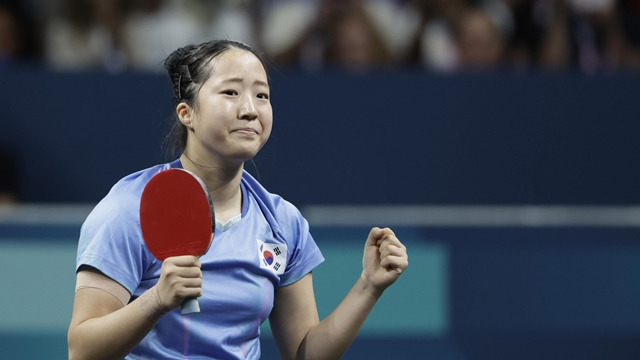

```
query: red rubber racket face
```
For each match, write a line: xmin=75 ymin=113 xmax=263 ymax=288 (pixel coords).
xmin=140 ymin=168 xmax=214 ymax=261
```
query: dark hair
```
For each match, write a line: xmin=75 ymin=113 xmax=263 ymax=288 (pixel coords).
xmin=163 ymin=40 xmax=269 ymax=156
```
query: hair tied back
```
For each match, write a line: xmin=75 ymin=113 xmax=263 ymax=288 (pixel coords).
xmin=177 ymin=65 xmax=192 ymax=101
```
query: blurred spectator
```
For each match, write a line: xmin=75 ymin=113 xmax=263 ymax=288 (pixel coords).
xmin=124 ymin=0 xmax=257 ymax=71
xmin=321 ymin=1 xmax=393 ymax=71
xmin=43 ymin=0 xmax=256 ymax=72
xmin=43 ymin=0 xmax=130 ymax=72
xmin=409 ymin=0 xmax=523 ymax=71
xmin=0 ymin=5 xmax=20 ymax=68
xmin=407 ymin=0 xmax=640 ymax=73
xmin=500 ymin=0 xmax=549 ymax=70
xmin=0 ymin=0 xmax=41 ymax=69
xmin=261 ymin=0 xmax=415 ymax=72
xmin=406 ymin=0 xmax=467 ymax=71
xmin=618 ymin=0 xmax=640 ymax=68
xmin=568 ymin=0 xmax=622 ymax=73
xmin=408 ymin=0 xmax=513 ymax=71
xmin=258 ymin=0 xmax=316 ymax=66
xmin=535 ymin=0 xmax=625 ymax=73
xmin=454 ymin=7 xmax=507 ymax=70
xmin=11 ymin=0 xmax=640 ymax=73
xmin=123 ymin=0 xmax=201 ymax=70
xmin=538 ymin=0 xmax=574 ymax=69
xmin=358 ymin=0 xmax=421 ymax=67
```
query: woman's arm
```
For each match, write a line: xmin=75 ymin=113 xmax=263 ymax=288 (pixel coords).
xmin=270 ymin=227 xmax=408 ymax=360
xmin=67 ymin=255 xmax=203 ymax=360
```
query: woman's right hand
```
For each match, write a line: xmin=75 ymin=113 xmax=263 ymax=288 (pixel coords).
xmin=156 ymin=255 xmax=203 ymax=309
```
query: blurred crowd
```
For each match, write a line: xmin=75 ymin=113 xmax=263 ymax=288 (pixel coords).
xmin=1 ymin=0 xmax=640 ymax=74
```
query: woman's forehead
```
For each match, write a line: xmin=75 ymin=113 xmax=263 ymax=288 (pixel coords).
xmin=206 ymin=49 xmax=268 ymax=83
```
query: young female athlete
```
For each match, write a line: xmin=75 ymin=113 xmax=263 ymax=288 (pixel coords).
xmin=67 ymin=39 xmax=408 ymax=360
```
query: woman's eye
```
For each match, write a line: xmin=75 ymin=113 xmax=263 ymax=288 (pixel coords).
xmin=258 ymin=93 xmax=269 ymax=100
xmin=224 ymin=90 xmax=238 ymax=96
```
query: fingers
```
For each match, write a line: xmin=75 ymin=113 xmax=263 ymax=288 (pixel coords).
xmin=368 ymin=225 xmax=391 ymax=237
xmin=164 ymin=256 xmax=202 ymax=283
xmin=168 ymin=255 xmax=201 ymax=268
xmin=366 ymin=226 xmax=394 ymax=246
xmin=157 ymin=255 xmax=203 ymax=309
xmin=164 ymin=255 xmax=202 ymax=290
xmin=379 ymin=253 xmax=408 ymax=274
xmin=374 ymin=227 xmax=408 ymax=274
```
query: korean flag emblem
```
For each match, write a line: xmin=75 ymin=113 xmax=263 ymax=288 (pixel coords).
xmin=257 ymin=240 xmax=287 ymax=275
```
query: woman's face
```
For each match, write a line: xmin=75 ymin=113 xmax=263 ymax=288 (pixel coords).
xmin=183 ymin=48 xmax=272 ymax=166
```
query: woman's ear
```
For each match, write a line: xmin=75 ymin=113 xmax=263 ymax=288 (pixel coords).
xmin=177 ymin=102 xmax=193 ymax=128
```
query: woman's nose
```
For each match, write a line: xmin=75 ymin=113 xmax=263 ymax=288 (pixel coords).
xmin=238 ymin=95 xmax=258 ymax=120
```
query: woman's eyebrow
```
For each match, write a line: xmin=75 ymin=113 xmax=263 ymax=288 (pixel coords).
xmin=221 ymin=78 xmax=269 ymax=87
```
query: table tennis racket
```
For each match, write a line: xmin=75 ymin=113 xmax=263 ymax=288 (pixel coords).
xmin=140 ymin=168 xmax=214 ymax=314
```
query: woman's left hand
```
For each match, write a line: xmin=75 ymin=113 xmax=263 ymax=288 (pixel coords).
xmin=361 ymin=227 xmax=408 ymax=294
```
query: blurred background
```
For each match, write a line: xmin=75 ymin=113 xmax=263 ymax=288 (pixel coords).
xmin=1 ymin=0 xmax=640 ymax=359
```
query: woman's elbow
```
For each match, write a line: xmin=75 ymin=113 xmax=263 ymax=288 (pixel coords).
xmin=67 ymin=327 xmax=84 ymax=360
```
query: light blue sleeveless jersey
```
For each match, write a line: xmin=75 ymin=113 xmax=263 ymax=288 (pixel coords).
xmin=76 ymin=160 xmax=325 ymax=359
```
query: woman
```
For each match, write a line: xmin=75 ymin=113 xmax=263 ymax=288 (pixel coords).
xmin=67 ymin=39 xmax=408 ymax=360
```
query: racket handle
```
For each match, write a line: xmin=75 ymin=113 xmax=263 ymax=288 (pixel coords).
xmin=181 ymin=297 xmax=200 ymax=314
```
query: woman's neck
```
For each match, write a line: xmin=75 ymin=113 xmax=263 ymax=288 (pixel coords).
xmin=180 ymin=154 xmax=243 ymax=223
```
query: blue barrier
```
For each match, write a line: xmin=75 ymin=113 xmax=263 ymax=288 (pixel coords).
xmin=2 ymin=205 xmax=640 ymax=359
xmin=1 ymin=70 xmax=639 ymax=205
